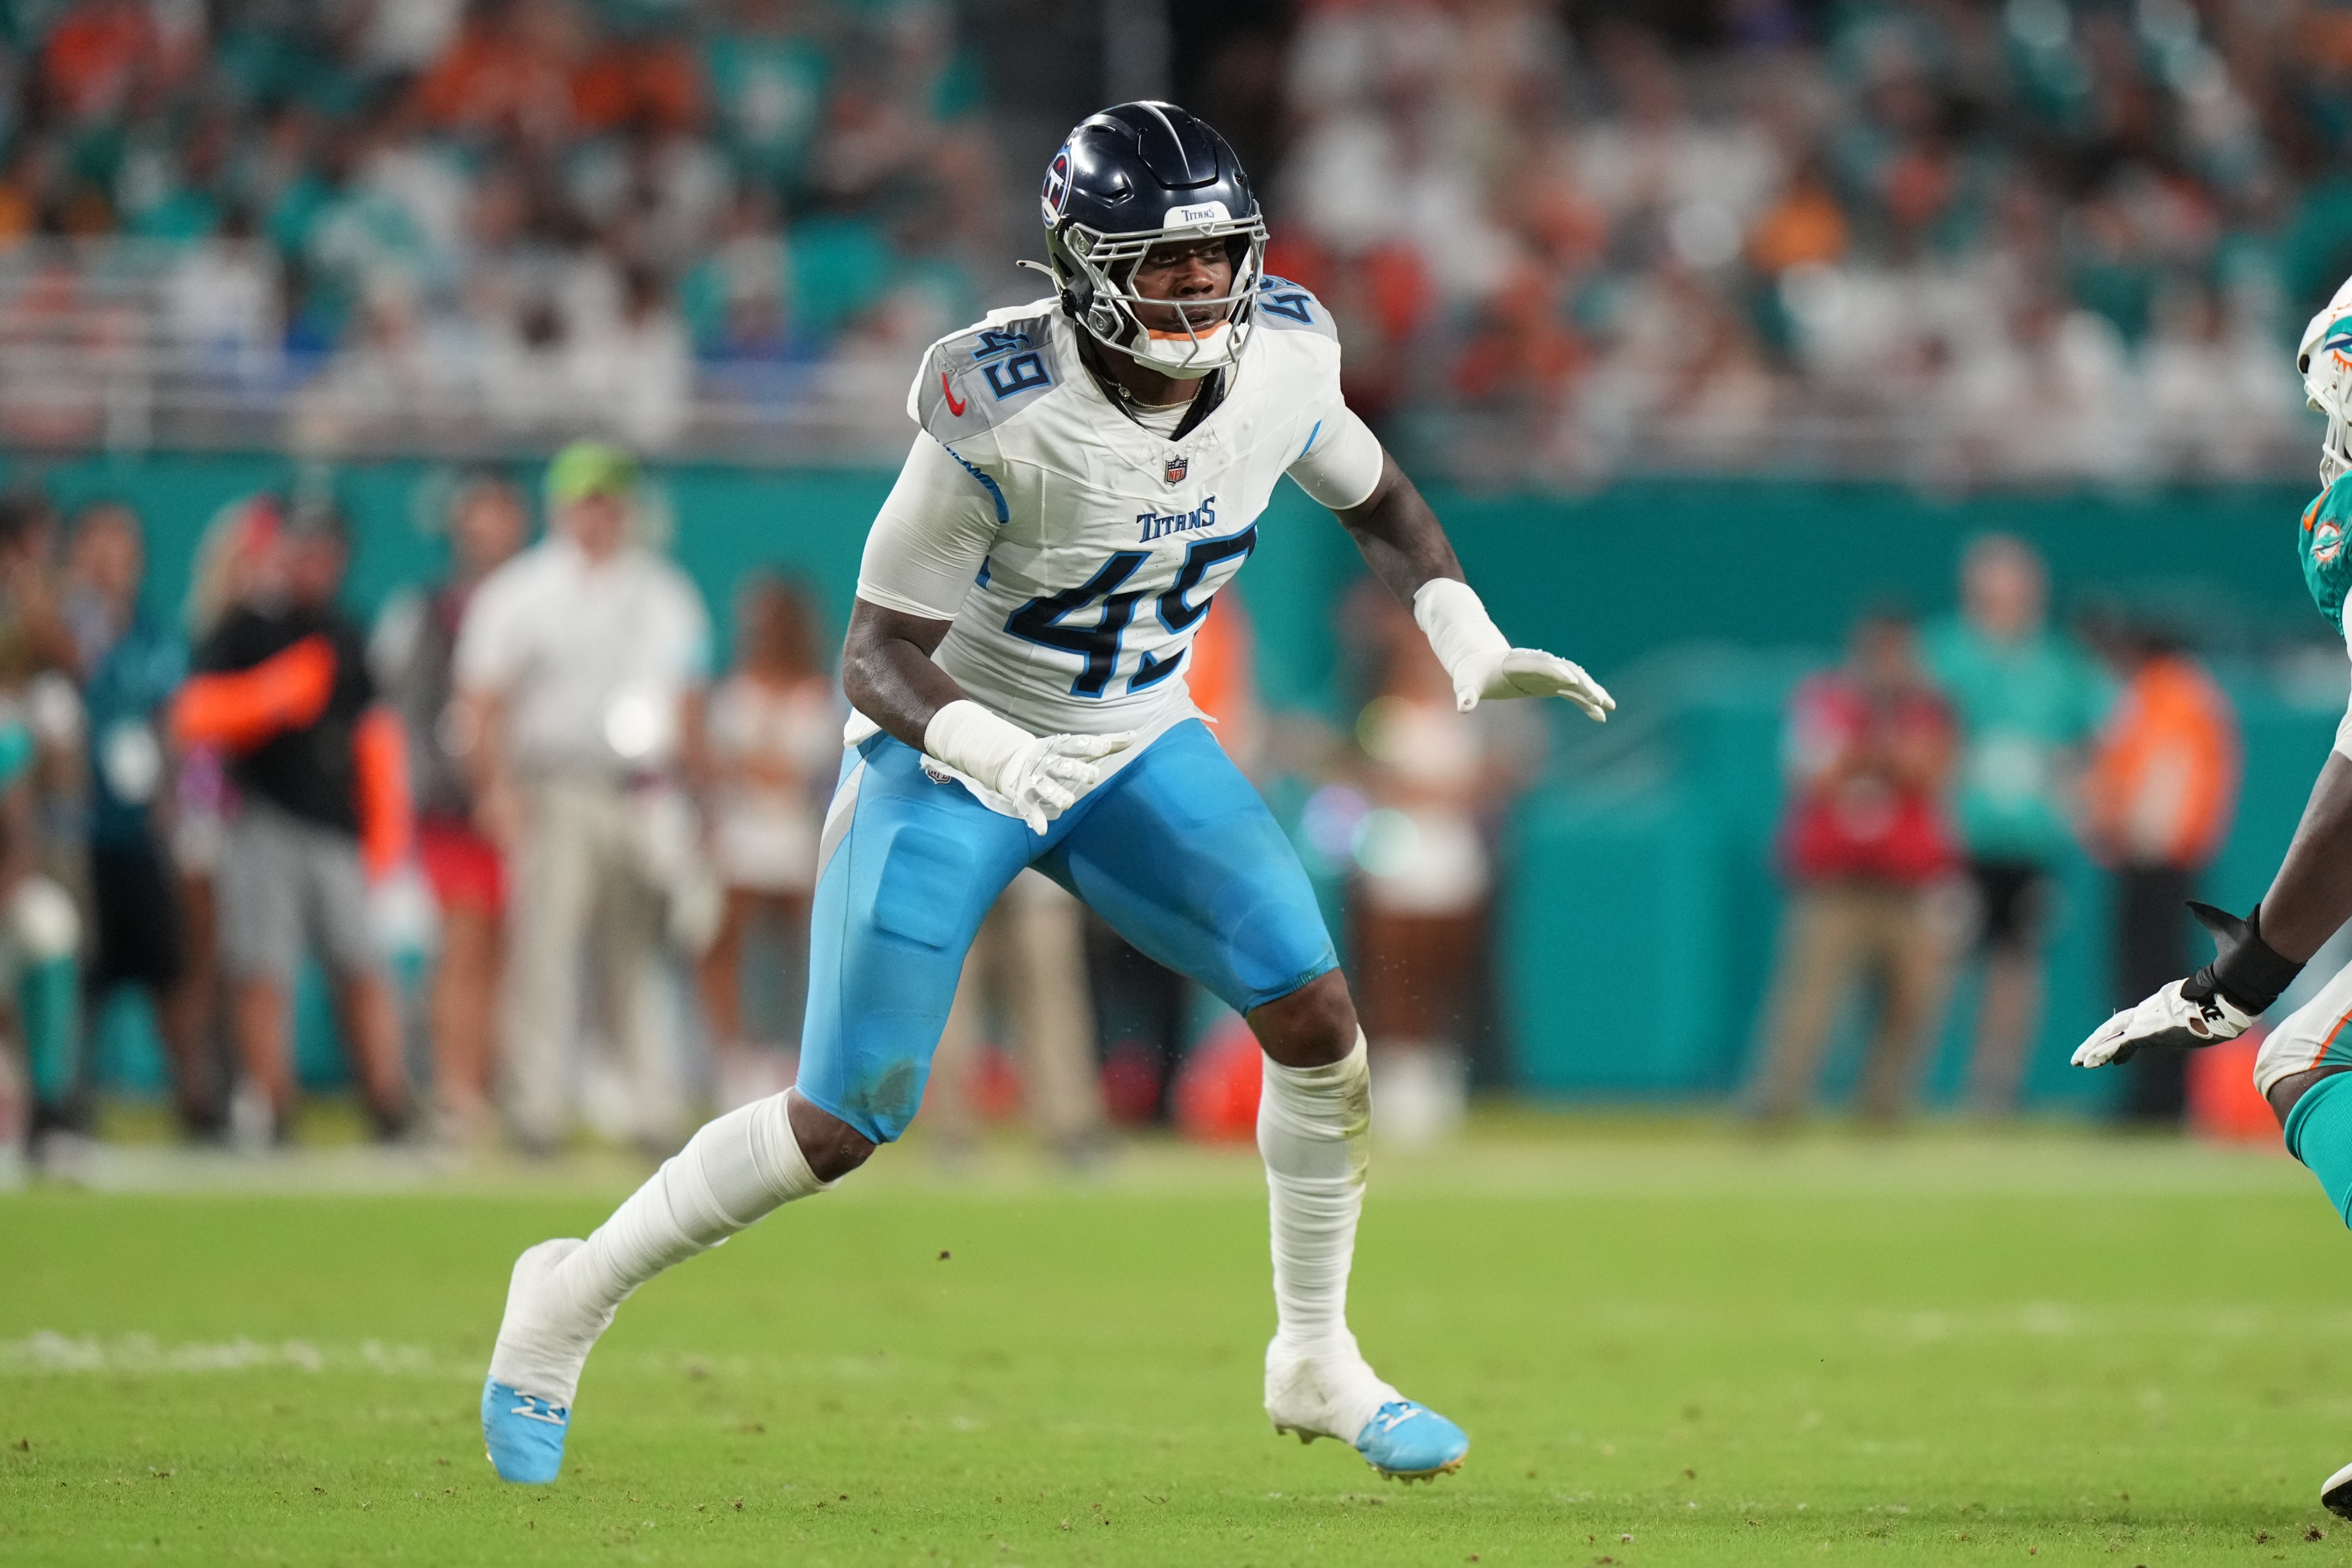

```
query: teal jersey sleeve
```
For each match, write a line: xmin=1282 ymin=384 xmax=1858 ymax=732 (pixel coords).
xmin=2301 ymin=475 xmax=2352 ymax=633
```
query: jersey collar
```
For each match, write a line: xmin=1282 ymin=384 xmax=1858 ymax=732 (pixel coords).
xmin=1060 ymin=310 xmax=1246 ymax=470
xmin=1073 ymin=331 xmax=1230 ymax=442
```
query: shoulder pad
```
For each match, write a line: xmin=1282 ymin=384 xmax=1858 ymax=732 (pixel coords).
xmin=908 ymin=301 xmax=1065 ymax=443
xmin=1251 ymin=275 xmax=1338 ymax=341
xmin=2302 ymin=477 xmax=2352 ymax=632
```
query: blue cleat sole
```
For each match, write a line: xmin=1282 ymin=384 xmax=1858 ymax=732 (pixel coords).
xmin=1355 ymin=1400 xmax=1469 ymax=1482
xmin=481 ymin=1377 xmax=569 ymax=1484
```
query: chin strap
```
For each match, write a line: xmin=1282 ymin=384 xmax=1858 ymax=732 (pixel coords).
xmin=1071 ymin=332 xmax=1229 ymax=437
xmin=2185 ymin=901 xmax=2305 ymax=1016
xmin=1020 ymin=257 xmax=1086 ymax=331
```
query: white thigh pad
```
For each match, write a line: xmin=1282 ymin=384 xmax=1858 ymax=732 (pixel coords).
xmin=2256 ymin=960 xmax=2352 ymax=1096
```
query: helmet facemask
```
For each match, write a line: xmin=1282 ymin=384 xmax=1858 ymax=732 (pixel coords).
xmin=1046 ymin=208 xmax=1269 ymax=380
xmin=2300 ymin=281 xmax=2352 ymax=488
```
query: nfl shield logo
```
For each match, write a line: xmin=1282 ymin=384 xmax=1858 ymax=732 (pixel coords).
xmin=1164 ymin=454 xmax=1188 ymax=486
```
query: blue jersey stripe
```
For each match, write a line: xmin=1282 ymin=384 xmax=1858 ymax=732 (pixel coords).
xmin=945 ymin=445 xmax=1009 ymax=525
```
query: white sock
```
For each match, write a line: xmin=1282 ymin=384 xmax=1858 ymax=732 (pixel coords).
xmin=489 ymin=1091 xmax=832 ymax=1404
xmin=1259 ymin=1033 xmax=1397 ymax=1438
xmin=1259 ymin=1032 xmax=1378 ymax=1352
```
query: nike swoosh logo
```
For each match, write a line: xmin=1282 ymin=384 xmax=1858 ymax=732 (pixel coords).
xmin=941 ymin=372 xmax=968 ymax=417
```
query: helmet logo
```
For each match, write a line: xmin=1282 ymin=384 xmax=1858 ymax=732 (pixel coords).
xmin=1042 ymin=145 xmax=1072 ymax=221
xmin=1164 ymin=454 xmax=1188 ymax=486
xmin=1163 ymin=201 xmax=1232 ymax=230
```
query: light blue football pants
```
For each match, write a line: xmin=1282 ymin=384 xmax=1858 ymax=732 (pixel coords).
xmin=794 ymin=720 xmax=1338 ymax=1144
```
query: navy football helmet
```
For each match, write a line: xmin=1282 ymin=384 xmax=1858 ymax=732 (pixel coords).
xmin=1039 ymin=102 xmax=1268 ymax=379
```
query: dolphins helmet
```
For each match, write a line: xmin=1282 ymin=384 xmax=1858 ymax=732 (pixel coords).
xmin=2298 ymin=273 xmax=2352 ymax=486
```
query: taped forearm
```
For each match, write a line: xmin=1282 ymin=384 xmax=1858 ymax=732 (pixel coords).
xmin=2258 ymin=752 xmax=2352 ymax=963
xmin=842 ymin=601 xmax=967 ymax=752
xmin=2181 ymin=901 xmax=2302 ymax=1016
xmin=1411 ymin=578 xmax=1509 ymax=685
xmin=922 ymin=699 xmax=1034 ymax=797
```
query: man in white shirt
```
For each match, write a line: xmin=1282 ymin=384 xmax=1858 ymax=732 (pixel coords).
xmin=454 ymin=441 xmax=712 ymax=1154
xmin=479 ymin=104 xmax=1612 ymax=1488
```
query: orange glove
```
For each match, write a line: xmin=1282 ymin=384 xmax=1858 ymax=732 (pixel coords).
xmin=354 ymin=706 xmax=412 ymax=881
xmin=171 ymin=635 xmax=337 ymax=753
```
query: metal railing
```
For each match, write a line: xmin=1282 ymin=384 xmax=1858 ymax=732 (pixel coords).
xmin=0 ymin=241 xmax=2321 ymax=483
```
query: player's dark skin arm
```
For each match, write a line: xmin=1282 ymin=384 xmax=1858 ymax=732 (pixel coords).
xmin=1334 ymin=454 xmax=1467 ymax=605
xmin=841 ymin=600 xmax=959 ymax=751
xmin=2258 ymin=754 xmax=2352 ymax=1120
xmin=2256 ymin=754 xmax=2352 ymax=961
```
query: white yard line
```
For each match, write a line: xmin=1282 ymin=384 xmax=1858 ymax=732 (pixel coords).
xmin=0 ymin=1120 xmax=2317 ymax=1200
xmin=0 ymin=1332 xmax=447 ymax=1375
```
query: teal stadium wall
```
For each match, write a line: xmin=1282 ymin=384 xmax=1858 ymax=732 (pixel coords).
xmin=9 ymin=451 xmax=2337 ymax=1110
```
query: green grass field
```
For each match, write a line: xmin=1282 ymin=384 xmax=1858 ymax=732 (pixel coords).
xmin=6 ymin=1121 xmax=2352 ymax=1565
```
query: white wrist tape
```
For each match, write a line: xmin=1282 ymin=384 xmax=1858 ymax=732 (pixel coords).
xmin=923 ymin=699 xmax=1033 ymax=796
xmin=1412 ymin=577 xmax=1509 ymax=681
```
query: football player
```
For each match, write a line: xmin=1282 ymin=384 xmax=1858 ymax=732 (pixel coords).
xmin=479 ymin=102 xmax=1611 ymax=1487
xmin=2075 ymin=272 xmax=2352 ymax=1517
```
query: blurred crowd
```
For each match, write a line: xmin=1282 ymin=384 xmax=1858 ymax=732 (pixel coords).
xmin=0 ymin=0 xmax=2333 ymax=1158
xmin=1270 ymin=0 xmax=2339 ymax=483
xmin=0 ymin=0 xmax=995 ymax=456
xmin=1746 ymin=532 xmax=2242 ymax=1128
xmin=0 ymin=443 xmax=857 ymax=1161
xmin=0 ymin=1 xmax=2345 ymax=477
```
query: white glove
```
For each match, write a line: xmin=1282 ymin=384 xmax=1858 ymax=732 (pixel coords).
xmin=2071 ymin=979 xmax=2256 ymax=1069
xmin=1451 ymin=646 xmax=1614 ymax=720
xmin=924 ymin=699 xmax=1136 ymax=835
xmin=1412 ymin=578 xmax=1614 ymax=722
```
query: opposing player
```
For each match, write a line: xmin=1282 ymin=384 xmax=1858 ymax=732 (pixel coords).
xmin=478 ymin=102 xmax=1612 ymax=1487
xmin=2074 ymin=272 xmax=2352 ymax=1517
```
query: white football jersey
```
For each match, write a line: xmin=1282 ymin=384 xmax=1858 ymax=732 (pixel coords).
xmin=853 ymin=281 xmax=1384 ymax=745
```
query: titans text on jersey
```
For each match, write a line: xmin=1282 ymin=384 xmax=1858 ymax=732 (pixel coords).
xmin=851 ymin=273 xmax=1382 ymax=755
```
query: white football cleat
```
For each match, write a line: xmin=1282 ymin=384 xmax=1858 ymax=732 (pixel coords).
xmin=2324 ymin=1457 xmax=2352 ymax=1520
xmin=1265 ymin=1336 xmax=1469 ymax=1481
xmin=482 ymin=1237 xmax=615 ymax=1480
